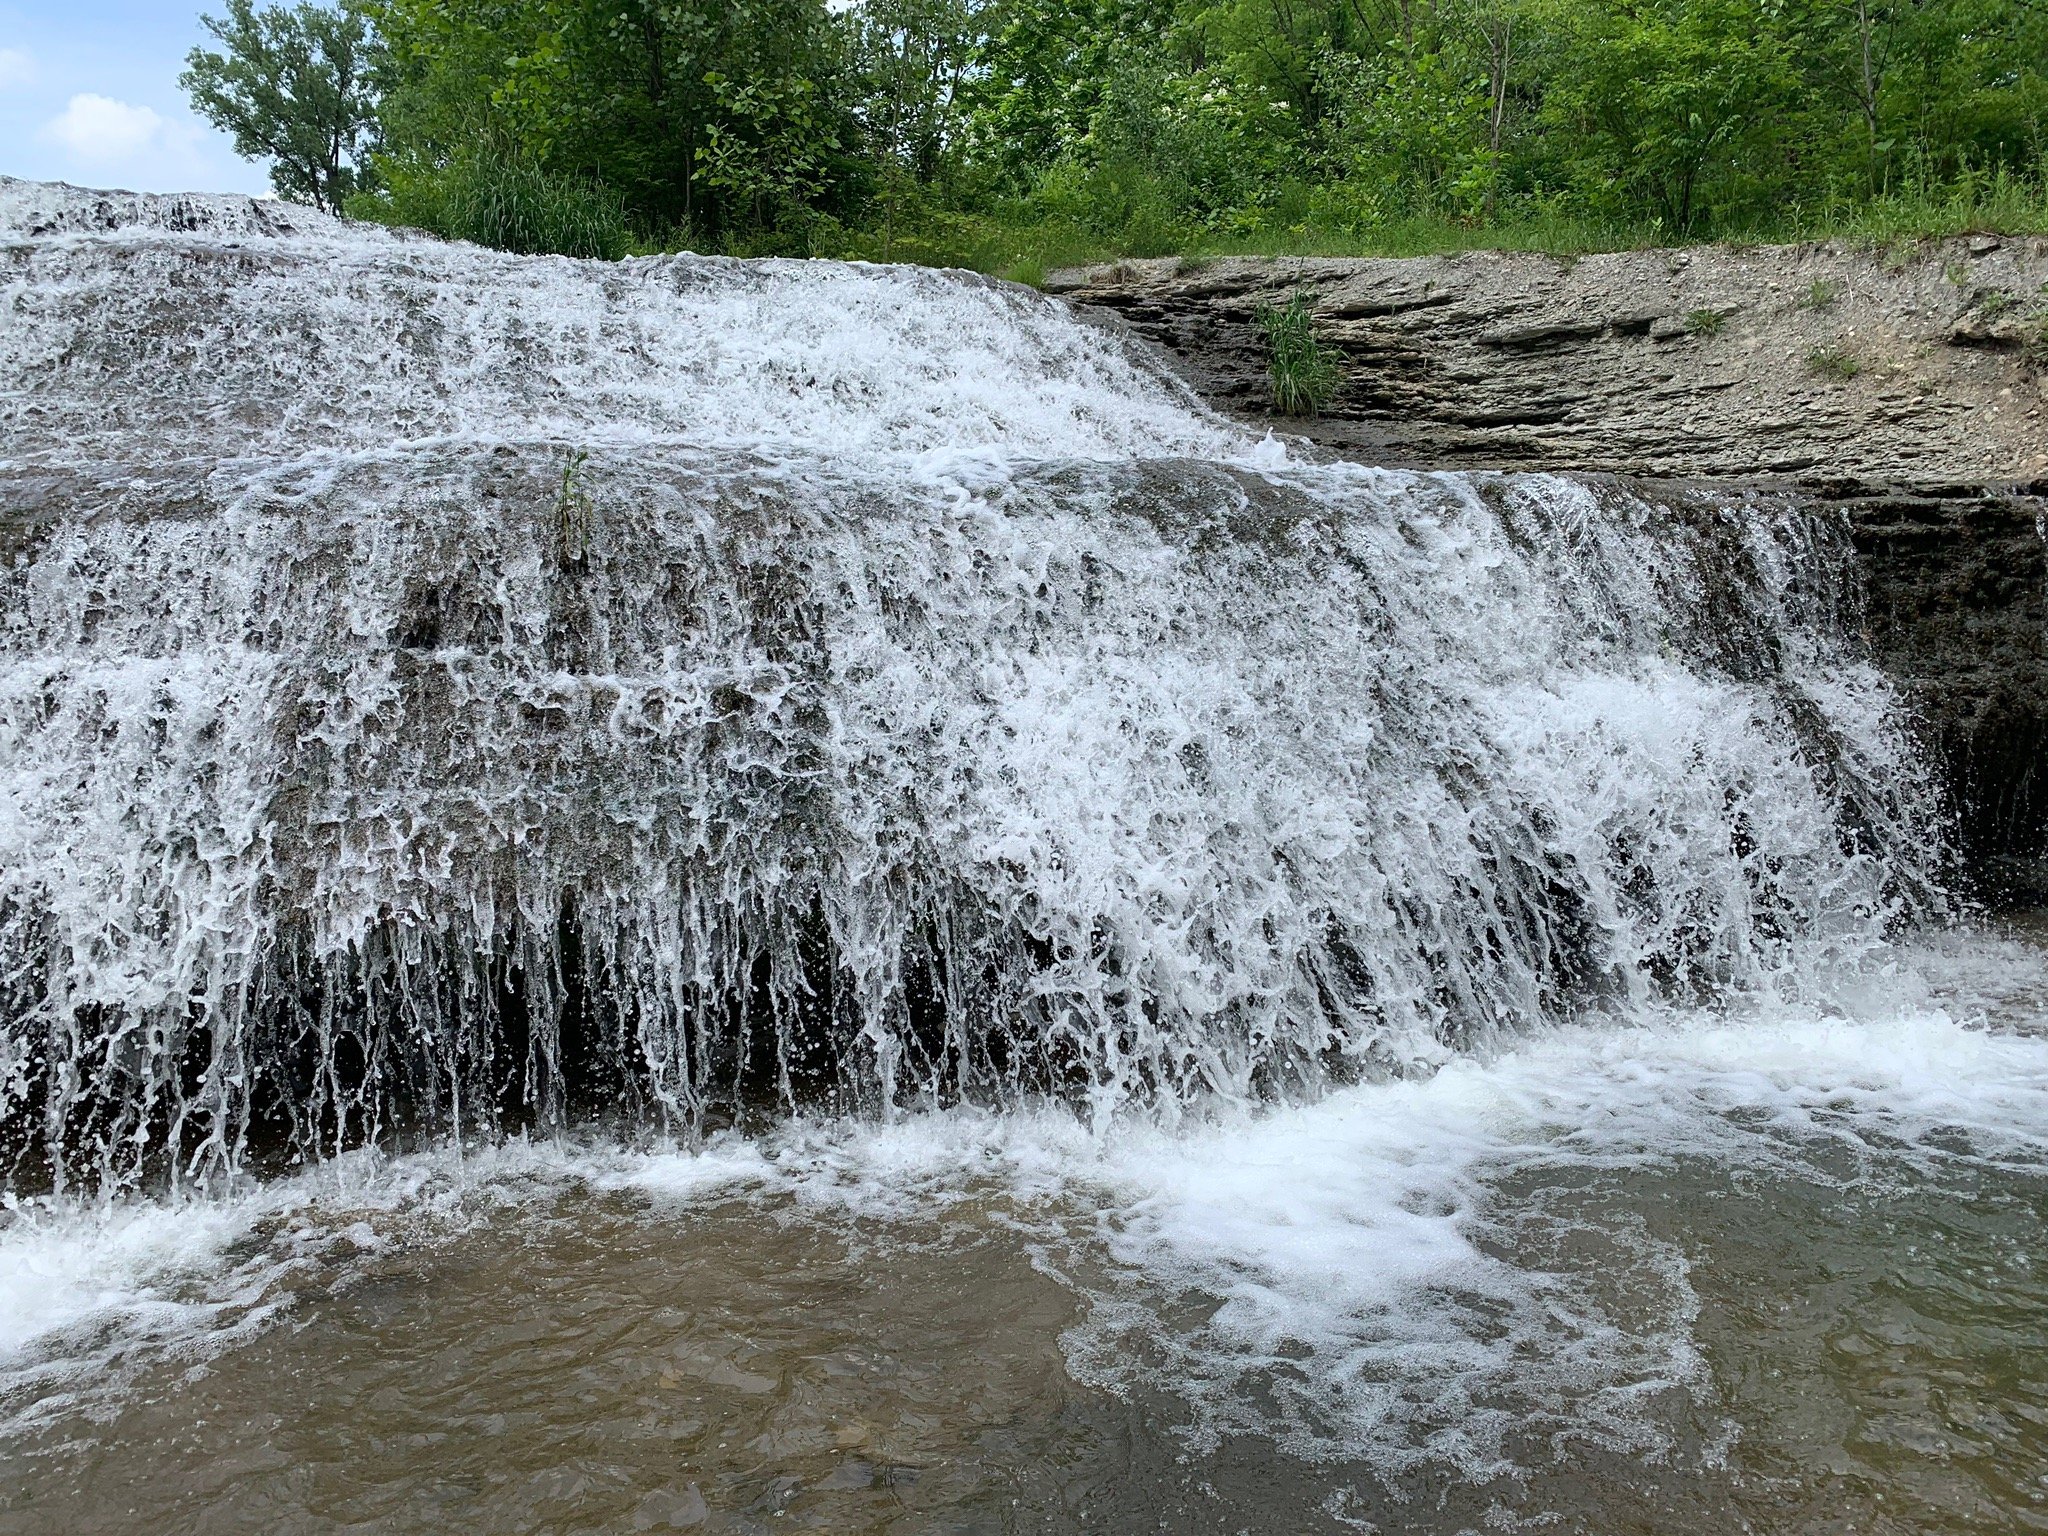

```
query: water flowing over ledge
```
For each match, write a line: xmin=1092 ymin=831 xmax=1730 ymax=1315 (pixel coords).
xmin=1 ymin=179 xmax=1946 ymax=1196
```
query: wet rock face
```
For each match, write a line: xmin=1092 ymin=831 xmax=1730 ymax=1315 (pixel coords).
xmin=1837 ymin=484 xmax=2048 ymax=904
xmin=1050 ymin=244 xmax=2048 ymax=902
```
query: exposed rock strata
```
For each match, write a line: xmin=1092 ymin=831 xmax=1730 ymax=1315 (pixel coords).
xmin=1047 ymin=239 xmax=2048 ymax=479
xmin=1049 ymin=242 xmax=2048 ymax=903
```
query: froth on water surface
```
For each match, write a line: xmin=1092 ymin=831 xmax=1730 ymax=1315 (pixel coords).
xmin=5 ymin=952 xmax=2047 ymax=1534
xmin=3 ymin=180 xmax=2045 ymax=1533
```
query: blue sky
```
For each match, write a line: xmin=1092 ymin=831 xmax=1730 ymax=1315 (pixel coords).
xmin=1 ymin=2 xmax=269 ymax=194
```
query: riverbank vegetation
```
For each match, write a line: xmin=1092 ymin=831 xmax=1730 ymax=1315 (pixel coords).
xmin=184 ymin=0 xmax=2048 ymax=277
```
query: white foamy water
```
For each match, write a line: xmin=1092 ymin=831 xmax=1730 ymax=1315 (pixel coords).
xmin=0 ymin=177 xmax=1237 ymax=469
xmin=1 ymin=180 xmax=1948 ymax=1193
xmin=6 ymin=971 xmax=2045 ymax=1478
xmin=1 ymin=183 xmax=2038 ymax=1512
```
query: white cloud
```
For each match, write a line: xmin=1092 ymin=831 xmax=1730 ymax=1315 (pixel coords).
xmin=29 ymin=92 xmax=231 ymax=193
xmin=0 ymin=48 xmax=34 ymax=90
xmin=41 ymin=93 xmax=168 ymax=163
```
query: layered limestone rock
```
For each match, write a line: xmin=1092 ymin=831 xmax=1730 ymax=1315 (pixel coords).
xmin=1047 ymin=238 xmax=2048 ymax=480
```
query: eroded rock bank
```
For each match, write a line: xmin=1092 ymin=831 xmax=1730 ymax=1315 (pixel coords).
xmin=1049 ymin=241 xmax=2048 ymax=903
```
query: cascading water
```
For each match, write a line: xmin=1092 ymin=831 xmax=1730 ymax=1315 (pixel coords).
xmin=0 ymin=177 xmax=1945 ymax=1194
xmin=9 ymin=179 xmax=2048 ymax=1536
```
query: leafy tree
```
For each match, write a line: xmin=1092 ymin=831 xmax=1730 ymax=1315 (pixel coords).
xmin=188 ymin=0 xmax=2043 ymax=261
xmin=181 ymin=0 xmax=381 ymax=212
xmin=1535 ymin=0 xmax=1802 ymax=235
xmin=362 ymin=0 xmax=854 ymax=244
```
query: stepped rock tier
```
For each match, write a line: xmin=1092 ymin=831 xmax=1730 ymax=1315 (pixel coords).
xmin=1 ymin=180 xmax=1946 ymax=1192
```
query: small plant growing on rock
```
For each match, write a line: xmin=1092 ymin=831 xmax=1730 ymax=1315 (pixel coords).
xmin=1801 ymin=279 xmax=1841 ymax=310
xmin=1260 ymin=291 xmax=1339 ymax=417
xmin=1002 ymin=255 xmax=1047 ymax=289
xmin=2022 ymin=311 xmax=2048 ymax=370
xmin=1686 ymin=308 xmax=1725 ymax=337
xmin=1977 ymin=288 xmax=2015 ymax=317
xmin=1806 ymin=345 xmax=1862 ymax=381
xmin=555 ymin=448 xmax=594 ymax=569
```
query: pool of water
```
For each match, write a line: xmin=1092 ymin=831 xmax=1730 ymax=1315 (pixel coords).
xmin=4 ymin=931 xmax=2048 ymax=1536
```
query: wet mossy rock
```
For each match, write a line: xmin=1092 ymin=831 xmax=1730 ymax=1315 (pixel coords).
xmin=1051 ymin=242 xmax=2048 ymax=904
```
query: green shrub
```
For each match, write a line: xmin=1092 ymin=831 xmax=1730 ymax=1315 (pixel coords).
xmin=1259 ymin=290 xmax=1340 ymax=416
xmin=348 ymin=154 xmax=629 ymax=261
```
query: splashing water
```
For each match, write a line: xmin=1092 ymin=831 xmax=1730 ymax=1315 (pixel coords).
xmin=0 ymin=180 xmax=1948 ymax=1197
xmin=6 ymin=179 xmax=2045 ymax=1533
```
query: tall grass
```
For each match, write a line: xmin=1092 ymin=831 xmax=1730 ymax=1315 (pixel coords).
xmin=349 ymin=155 xmax=630 ymax=261
xmin=1259 ymin=291 xmax=1340 ymax=416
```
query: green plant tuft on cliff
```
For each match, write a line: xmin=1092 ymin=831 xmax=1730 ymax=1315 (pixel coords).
xmin=1806 ymin=344 xmax=1862 ymax=380
xmin=1686 ymin=308 xmax=1726 ymax=337
xmin=2022 ymin=311 xmax=2048 ymax=369
xmin=1260 ymin=291 xmax=1340 ymax=417
xmin=1801 ymin=279 xmax=1841 ymax=310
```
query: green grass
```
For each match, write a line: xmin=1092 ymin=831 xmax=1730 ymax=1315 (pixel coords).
xmin=1686 ymin=308 xmax=1726 ymax=336
xmin=1259 ymin=291 xmax=1340 ymax=417
xmin=350 ymin=156 xmax=629 ymax=261
xmin=1824 ymin=165 xmax=2048 ymax=245
xmin=1800 ymin=278 xmax=1842 ymax=309
xmin=817 ymin=163 xmax=2048 ymax=282
xmin=354 ymin=160 xmax=2048 ymax=279
xmin=1806 ymin=344 xmax=1863 ymax=380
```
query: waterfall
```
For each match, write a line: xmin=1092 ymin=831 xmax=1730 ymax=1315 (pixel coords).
xmin=0 ymin=178 xmax=1945 ymax=1195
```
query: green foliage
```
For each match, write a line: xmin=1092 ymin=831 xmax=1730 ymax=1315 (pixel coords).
xmin=348 ymin=151 xmax=627 ymax=258
xmin=1686 ymin=308 xmax=1726 ymax=337
xmin=181 ymin=0 xmax=380 ymax=211
xmin=1260 ymin=290 xmax=1339 ymax=416
xmin=360 ymin=0 xmax=852 ymax=244
xmin=193 ymin=0 xmax=2048 ymax=263
xmin=1801 ymin=279 xmax=1841 ymax=310
xmin=1535 ymin=0 xmax=1801 ymax=237
xmin=1806 ymin=344 xmax=1863 ymax=380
